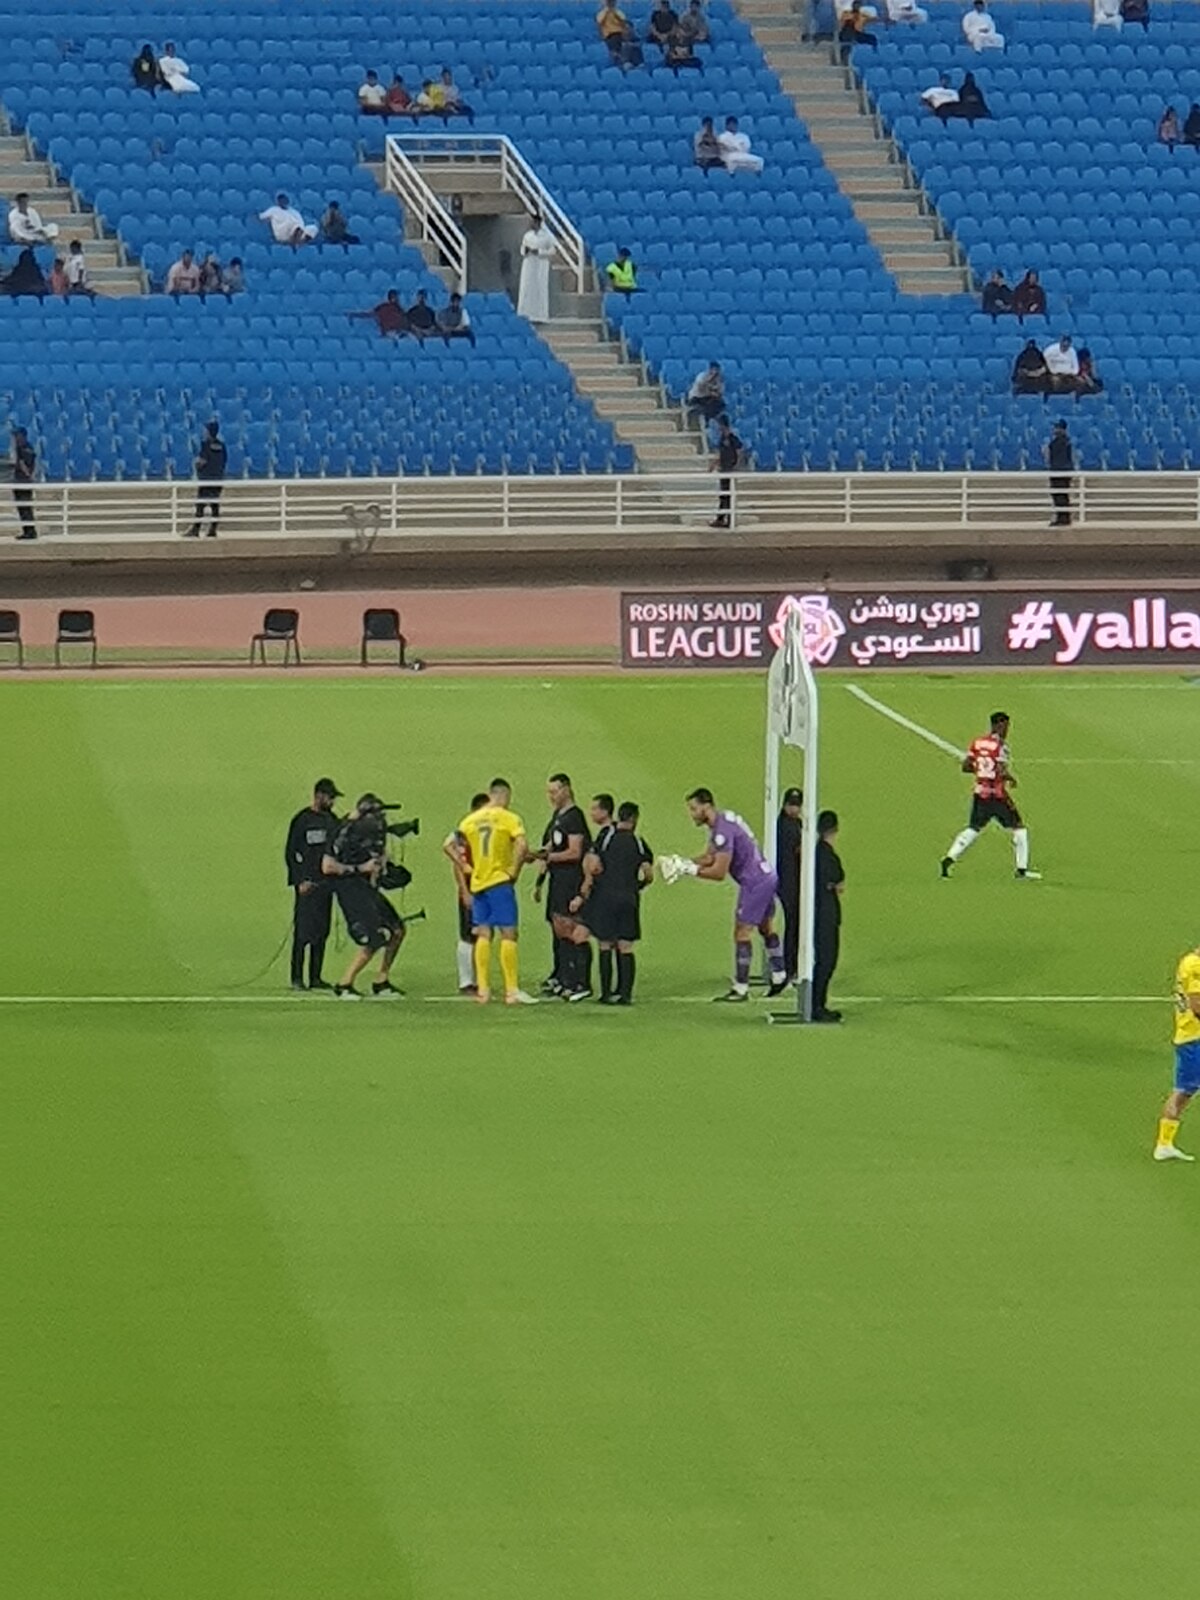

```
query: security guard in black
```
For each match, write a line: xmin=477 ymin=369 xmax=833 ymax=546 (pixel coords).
xmin=285 ymin=777 xmax=341 ymax=989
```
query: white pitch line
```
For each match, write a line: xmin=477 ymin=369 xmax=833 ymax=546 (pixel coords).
xmin=0 ymin=992 xmax=1167 ymax=1006
xmin=844 ymin=684 xmax=964 ymax=759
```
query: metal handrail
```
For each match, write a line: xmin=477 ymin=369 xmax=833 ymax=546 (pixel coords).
xmin=383 ymin=136 xmax=468 ymax=294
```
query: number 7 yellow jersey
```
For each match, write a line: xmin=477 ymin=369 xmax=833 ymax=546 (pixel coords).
xmin=1174 ymin=950 xmax=1200 ymax=1045
xmin=458 ymin=805 xmax=526 ymax=894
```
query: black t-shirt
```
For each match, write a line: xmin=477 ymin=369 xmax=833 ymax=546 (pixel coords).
xmin=285 ymin=805 xmax=338 ymax=886
xmin=776 ymin=812 xmax=802 ymax=902
xmin=717 ymin=433 xmax=742 ymax=471
xmin=332 ymin=813 xmax=384 ymax=870
xmin=408 ymin=302 xmax=435 ymax=329
xmin=14 ymin=442 xmax=35 ymax=482
xmin=599 ymin=828 xmax=654 ymax=899
xmin=197 ymin=436 xmax=227 ymax=479
xmin=1048 ymin=434 xmax=1073 ymax=470
xmin=815 ymin=838 xmax=844 ymax=928
xmin=543 ymin=804 xmax=591 ymax=888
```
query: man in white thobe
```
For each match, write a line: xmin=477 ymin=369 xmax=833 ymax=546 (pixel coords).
xmin=962 ymin=0 xmax=1004 ymax=50
xmin=8 ymin=194 xmax=58 ymax=244
xmin=717 ymin=117 xmax=764 ymax=174
xmin=517 ymin=214 xmax=555 ymax=323
xmin=1093 ymin=0 xmax=1122 ymax=26
xmin=1043 ymin=334 xmax=1080 ymax=392
xmin=888 ymin=0 xmax=928 ymax=22
xmin=159 ymin=43 xmax=200 ymax=92
xmin=259 ymin=192 xmax=318 ymax=246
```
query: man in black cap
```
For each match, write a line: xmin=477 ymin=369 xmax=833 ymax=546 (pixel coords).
xmin=283 ymin=778 xmax=341 ymax=990
xmin=1046 ymin=419 xmax=1074 ymax=528
xmin=11 ymin=425 xmax=37 ymax=540
xmin=813 ymin=809 xmax=845 ymax=1023
xmin=775 ymin=786 xmax=803 ymax=983
xmin=322 ymin=793 xmax=406 ymax=999
xmin=184 ymin=419 xmax=227 ymax=538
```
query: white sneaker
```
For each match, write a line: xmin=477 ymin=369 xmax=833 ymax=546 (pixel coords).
xmin=1015 ymin=869 xmax=1043 ymax=881
xmin=1154 ymin=1144 xmax=1195 ymax=1162
xmin=505 ymin=989 xmax=539 ymax=1006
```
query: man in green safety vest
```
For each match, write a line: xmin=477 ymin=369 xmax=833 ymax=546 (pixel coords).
xmin=604 ymin=247 xmax=638 ymax=298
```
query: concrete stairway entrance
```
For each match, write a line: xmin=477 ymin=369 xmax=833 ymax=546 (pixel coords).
xmin=735 ymin=0 xmax=967 ymax=294
xmin=0 ymin=129 xmax=145 ymax=296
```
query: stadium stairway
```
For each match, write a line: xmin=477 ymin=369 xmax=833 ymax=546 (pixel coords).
xmin=736 ymin=0 xmax=965 ymax=293
xmin=0 ymin=122 xmax=143 ymax=296
xmin=539 ymin=319 xmax=704 ymax=472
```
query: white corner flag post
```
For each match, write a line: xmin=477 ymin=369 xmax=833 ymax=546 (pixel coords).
xmin=765 ymin=604 xmax=819 ymax=1026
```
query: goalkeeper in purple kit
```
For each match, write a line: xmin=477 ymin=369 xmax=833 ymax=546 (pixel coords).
xmin=659 ymin=787 xmax=789 ymax=1002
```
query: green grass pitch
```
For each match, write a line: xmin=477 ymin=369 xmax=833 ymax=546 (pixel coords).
xmin=5 ymin=669 xmax=1200 ymax=1599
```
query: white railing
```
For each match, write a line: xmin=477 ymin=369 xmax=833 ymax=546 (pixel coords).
xmin=4 ymin=470 xmax=1200 ymax=544
xmin=389 ymin=131 xmax=588 ymax=294
xmin=383 ymin=137 xmax=469 ymax=294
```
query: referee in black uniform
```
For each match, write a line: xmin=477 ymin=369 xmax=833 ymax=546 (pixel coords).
xmin=284 ymin=777 xmax=341 ymax=990
xmin=775 ymin=786 xmax=803 ymax=982
xmin=574 ymin=801 xmax=654 ymax=1005
xmin=535 ymin=772 xmax=591 ymax=999
xmin=812 ymin=809 xmax=845 ymax=1023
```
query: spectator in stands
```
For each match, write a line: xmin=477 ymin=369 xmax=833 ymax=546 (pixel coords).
xmin=383 ymin=74 xmax=413 ymax=118
xmin=921 ymin=73 xmax=958 ymax=114
xmin=198 ymin=252 xmax=223 ymax=296
xmin=678 ymin=0 xmax=711 ymax=45
xmin=407 ymin=289 xmax=437 ymax=341
xmin=647 ymin=1 xmax=679 ymax=50
xmin=887 ymin=0 xmax=929 ymax=22
xmin=982 ymin=268 xmax=1013 ymax=319
xmin=718 ymin=116 xmax=765 ymax=173
xmin=259 ymin=193 xmax=317 ymax=247
xmin=131 ymin=44 xmax=163 ymax=94
xmin=350 ymin=289 xmax=409 ymax=338
xmin=11 ymin=426 xmax=37 ymax=539
xmin=437 ymin=292 xmax=476 ymax=347
xmin=1184 ymin=104 xmax=1200 ymax=149
xmin=320 ymin=200 xmax=360 ymax=247
xmin=416 ymin=80 xmax=440 ymax=116
xmin=951 ymin=71 xmax=990 ymax=121
xmin=694 ymin=115 xmax=724 ymax=171
xmin=839 ymin=1 xmax=879 ymax=55
xmin=613 ymin=20 xmax=646 ymax=68
xmin=358 ymin=69 xmax=388 ymax=115
xmin=165 ymin=248 xmax=201 ymax=296
xmin=687 ymin=360 xmax=724 ymax=421
xmin=439 ymin=68 xmax=475 ymax=122
xmin=1121 ymin=0 xmax=1150 ymax=29
xmin=1159 ymin=106 xmax=1180 ymax=150
xmin=962 ymin=0 xmax=1005 ymax=51
xmin=605 ymin=247 xmax=638 ymax=297
xmin=159 ymin=43 xmax=200 ymax=94
xmin=185 ymin=420 xmax=227 ymax=539
xmin=2 ymin=248 xmax=46 ymax=298
xmin=1012 ymin=269 xmax=1047 ymax=322
xmin=597 ymin=0 xmax=631 ymax=59
xmin=8 ymin=193 xmax=58 ymax=245
xmin=48 ymin=256 xmax=68 ymax=296
xmin=1076 ymin=347 xmax=1104 ymax=395
xmin=1012 ymin=339 xmax=1049 ymax=395
xmin=1046 ymin=420 xmax=1074 ymax=526
xmin=225 ymin=257 xmax=245 ymax=294
xmin=665 ymin=27 xmax=704 ymax=71
xmin=1093 ymin=0 xmax=1123 ymax=27
xmin=1044 ymin=334 xmax=1080 ymax=393
xmin=65 ymin=239 xmax=94 ymax=298
xmin=518 ymin=212 xmax=555 ymax=323
xmin=710 ymin=414 xmax=743 ymax=529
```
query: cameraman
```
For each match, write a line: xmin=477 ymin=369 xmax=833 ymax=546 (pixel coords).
xmin=322 ymin=793 xmax=407 ymax=1000
xmin=284 ymin=777 xmax=341 ymax=991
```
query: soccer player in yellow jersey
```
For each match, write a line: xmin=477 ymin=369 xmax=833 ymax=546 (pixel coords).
xmin=1156 ymin=947 xmax=1200 ymax=1161
xmin=455 ymin=778 xmax=537 ymax=1006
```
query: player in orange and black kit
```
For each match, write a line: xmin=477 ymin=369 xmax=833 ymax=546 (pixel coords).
xmin=939 ymin=710 xmax=1041 ymax=881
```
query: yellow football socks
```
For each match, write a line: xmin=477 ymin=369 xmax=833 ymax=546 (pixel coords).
xmin=1159 ymin=1117 xmax=1180 ymax=1149
xmin=473 ymin=934 xmax=492 ymax=995
xmin=499 ymin=937 xmax=520 ymax=996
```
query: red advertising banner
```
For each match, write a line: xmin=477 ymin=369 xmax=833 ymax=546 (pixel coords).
xmin=621 ymin=590 xmax=1200 ymax=670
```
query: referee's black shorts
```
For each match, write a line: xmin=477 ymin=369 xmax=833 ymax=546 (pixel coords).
xmin=546 ymin=871 xmax=583 ymax=920
xmin=584 ymin=895 xmax=640 ymax=945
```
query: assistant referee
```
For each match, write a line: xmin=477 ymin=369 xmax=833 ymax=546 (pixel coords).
xmin=284 ymin=777 xmax=341 ymax=990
